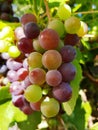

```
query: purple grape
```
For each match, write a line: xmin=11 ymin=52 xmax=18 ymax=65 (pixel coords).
xmin=60 ymin=45 xmax=76 ymax=62
xmin=24 ymin=22 xmax=40 ymax=39
xmin=0 ymin=64 xmax=7 ymax=74
xmin=59 ymin=63 xmax=76 ymax=82
xmin=1 ymin=52 xmax=10 ymax=60
xmin=52 ymin=82 xmax=72 ymax=102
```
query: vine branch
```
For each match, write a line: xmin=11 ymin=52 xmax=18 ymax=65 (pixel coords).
xmin=74 ymin=10 xmax=98 ymax=15
xmin=83 ymin=71 xmax=98 ymax=84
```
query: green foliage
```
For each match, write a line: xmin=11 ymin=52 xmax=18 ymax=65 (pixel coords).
xmin=18 ymin=112 xmax=41 ymax=130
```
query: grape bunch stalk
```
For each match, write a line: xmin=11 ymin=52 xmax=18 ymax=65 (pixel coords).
xmin=0 ymin=2 xmax=88 ymax=118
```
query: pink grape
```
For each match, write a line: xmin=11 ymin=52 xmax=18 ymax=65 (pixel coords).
xmin=17 ymin=68 xmax=28 ymax=81
xmin=6 ymin=58 xmax=22 ymax=70
xmin=46 ymin=70 xmax=62 ymax=86
xmin=20 ymin=13 xmax=37 ymax=25
xmin=38 ymin=28 xmax=60 ymax=50
xmin=29 ymin=68 xmax=46 ymax=85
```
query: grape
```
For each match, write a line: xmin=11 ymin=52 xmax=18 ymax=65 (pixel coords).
xmin=8 ymin=45 xmax=21 ymax=58
xmin=47 ymin=19 xmax=65 ymax=37
xmin=20 ymin=13 xmax=37 ymax=25
xmin=29 ymin=68 xmax=46 ymax=85
xmin=59 ymin=63 xmax=76 ymax=82
xmin=23 ymin=58 xmax=28 ymax=69
xmin=10 ymin=81 xmax=25 ymax=95
xmin=46 ymin=70 xmax=62 ymax=87
xmin=14 ymin=26 xmax=25 ymax=40
xmin=33 ymin=39 xmax=45 ymax=53
xmin=17 ymin=68 xmax=28 ymax=81
xmin=27 ymin=52 xmax=42 ymax=68
xmin=1 ymin=52 xmax=10 ymax=60
xmin=24 ymin=22 xmax=40 ymax=39
xmin=41 ymin=97 xmax=60 ymax=118
xmin=56 ymin=40 xmax=64 ymax=51
xmin=7 ymin=70 xmax=19 ymax=82
xmin=23 ymin=76 xmax=32 ymax=88
xmin=38 ymin=28 xmax=59 ymax=50
xmin=42 ymin=50 xmax=62 ymax=70
xmin=17 ymin=37 xmax=34 ymax=54
xmin=6 ymin=58 xmax=22 ymax=70
xmin=12 ymin=95 xmax=33 ymax=115
xmin=0 ymin=40 xmax=11 ymax=52
xmin=0 ymin=64 xmax=7 ymax=74
xmin=30 ymin=100 xmax=41 ymax=111
xmin=64 ymin=16 xmax=81 ymax=34
xmin=64 ymin=33 xmax=80 ymax=46
xmin=52 ymin=82 xmax=72 ymax=102
xmin=20 ymin=103 xmax=33 ymax=115
xmin=12 ymin=95 xmax=26 ymax=107
xmin=24 ymin=84 xmax=42 ymax=103
xmin=60 ymin=45 xmax=76 ymax=62
xmin=57 ymin=4 xmax=71 ymax=20
xmin=76 ymin=21 xmax=88 ymax=37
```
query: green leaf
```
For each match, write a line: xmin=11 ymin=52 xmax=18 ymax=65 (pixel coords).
xmin=90 ymin=122 xmax=98 ymax=130
xmin=0 ymin=85 xmax=11 ymax=104
xmin=62 ymin=59 xmax=82 ymax=115
xmin=18 ymin=112 xmax=41 ymax=130
xmin=72 ymin=4 xmax=82 ymax=13
xmin=62 ymin=97 xmax=86 ymax=130
xmin=0 ymin=101 xmax=27 ymax=130
xmin=82 ymin=101 xmax=92 ymax=128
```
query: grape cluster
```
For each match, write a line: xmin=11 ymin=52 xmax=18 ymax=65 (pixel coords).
xmin=0 ymin=0 xmax=19 ymax=22
xmin=2 ymin=4 xmax=88 ymax=118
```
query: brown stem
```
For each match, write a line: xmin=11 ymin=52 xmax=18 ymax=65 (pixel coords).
xmin=44 ymin=0 xmax=51 ymax=22
xmin=57 ymin=115 xmax=67 ymax=130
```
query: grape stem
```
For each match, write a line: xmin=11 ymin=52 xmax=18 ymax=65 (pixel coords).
xmin=44 ymin=0 xmax=51 ymax=22
xmin=74 ymin=10 xmax=98 ymax=15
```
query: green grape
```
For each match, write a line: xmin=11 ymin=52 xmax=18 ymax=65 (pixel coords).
xmin=56 ymin=40 xmax=64 ymax=51
xmin=33 ymin=39 xmax=45 ymax=53
xmin=64 ymin=16 xmax=81 ymax=34
xmin=27 ymin=52 xmax=43 ymax=68
xmin=8 ymin=45 xmax=21 ymax=58
xmin=24 ymin=84 xmax=42 ymax=103
xmin=57 ymin=4 xmax=71 ymax=20
xmin=76 ymin=21 xmax=88 ymax=37
xmin=0 ymin=26 xmax=14 ymax=40
xmin=41 ymin=97 xmax=60 ymax=118
xmin=47 ymin=19 xmax=65 ymax=37
xmin=0 ymin=40 xmax=11 ymax=52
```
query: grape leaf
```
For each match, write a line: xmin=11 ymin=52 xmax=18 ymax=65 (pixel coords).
xmin=62 ymin=59 xmax=82 ymax=115
xmin=18 ymin=112 xmax=41 ymax=130
xmin=0 ymin=85 xmax=11 ymax=104
xmin=0 ymin=101 xmax=27 ymax=130
xmin=62 ymin=97 xmax=86 ymax=130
